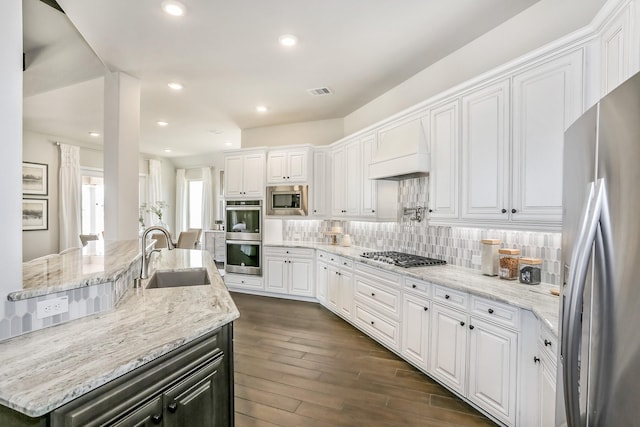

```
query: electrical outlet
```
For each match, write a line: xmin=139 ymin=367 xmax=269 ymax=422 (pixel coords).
xmin=471 ymin=255 xmax=482 ymax=266
xmin=36 ymin=296 xmax=69 ymax=319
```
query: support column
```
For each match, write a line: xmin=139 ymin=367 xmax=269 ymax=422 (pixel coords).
xmin=104 ymin=71 xmax=140 ymax=241
xmin=0 ymin=1 xmax=23 ymax=316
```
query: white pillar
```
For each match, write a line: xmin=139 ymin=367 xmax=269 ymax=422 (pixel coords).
xmin=103 ymin=71 xmax=140 ymax=240
xmin=0 ymin=1 xmax=24 ymax=316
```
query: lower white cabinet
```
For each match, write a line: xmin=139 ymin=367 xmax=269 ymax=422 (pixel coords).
xmin=322 ymin=254 xmax=354 ymax=320
xmin=316 ymin=259 xmax=328 ymax=303
xmin=534 ymin=326 xmax=558 ymax=427
xmin=430 ymin=303 xmax=468 ymax=396
xmin=224 ymin=274 xmax=264 ymax=292
xmin=401 ymin=292 xmax=431 ymax=370
xmin=264 ymin=247 xmax=314 ymax=297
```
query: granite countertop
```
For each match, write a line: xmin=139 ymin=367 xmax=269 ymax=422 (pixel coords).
xmin=265 ymin=241 xmax=561 ymax=335
xmin=0 ymin=248 xmax=239 ymax=418
xmin=15 ymin=240 xmax=151 ymax=301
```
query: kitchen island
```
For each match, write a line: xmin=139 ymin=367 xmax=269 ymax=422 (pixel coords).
xmin=0 ymin=244 xmax=238 ymax=426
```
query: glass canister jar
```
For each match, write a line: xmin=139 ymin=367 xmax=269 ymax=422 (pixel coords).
xmin=481 ymin=239 xmax=501 ymax=276
xmin=519 ymin=257 xmax=542 ymax=285
xmin=499 ymin=248 xmax=521 ymax=280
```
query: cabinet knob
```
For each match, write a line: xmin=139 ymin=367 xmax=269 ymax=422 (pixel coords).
xmin=343 ymin=262 xmax=348 ymax=266
xmin=323 ymin=266 xmax=327 ymax=270
xmin=286 ymin=250 xmax=289 ymax=253
xmin=512 ymin=208 xmax=517 ymax=214
xmin=488 ymin=308 xmax=494 ymax=314
xmin=314 ymin=209 xmax=317 ymax=213
xmin=152 ymin=414 xmax=163 ymax=424
xmin=445 ymin=294 xmax=450 ymax=299
xmin=544 ymin=339 xmax=552 ymax=347
xmin=370 ymin=321 xmax=375 ymax=325
xmin=282 ymin=176 xmax=286 ymax=179
xmin=372 ymin=210 xmax=375 ymax=213
xmin=423 ymin=307 xmax=428 ymax=311
xmin=501 ymin=208 xmax=507 ymax=214
xmin=287 ymin=176 xmax=290 ymax=179
xmin=469 ymin=325 xmax=475 ymax=330
xmin=168 ymin=402 xmax=178 ymax=413
xmin=371 ymin=293 xmax=375 ymax=297
xmin=412 ymin=284 xmax=417 ymax=289
xmin=460 ymin=321 xmax=465 ymax=327
xmin=534 ymin=356 xmax=541 ymax=364
xmin=428 ymin=209 xmax=433 ymax=213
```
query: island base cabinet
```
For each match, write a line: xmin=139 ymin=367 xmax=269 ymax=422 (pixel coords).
xmin=49 ymin=325 xmax=233 ymax=427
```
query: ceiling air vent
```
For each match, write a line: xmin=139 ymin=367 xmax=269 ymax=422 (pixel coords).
xmin=307 ymin=87 xmax=333 ymax=97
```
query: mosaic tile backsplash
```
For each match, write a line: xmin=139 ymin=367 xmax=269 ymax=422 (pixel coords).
xmin=284 ymin=177 xmax=562 ymax=286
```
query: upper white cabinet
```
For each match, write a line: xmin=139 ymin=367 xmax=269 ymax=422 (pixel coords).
xmin=461 ymin=79 xmax=510 ymax=221
xmin=224 ymin=150 xmax=265 ymax=199
xmin=266 ymin=147 xmax=311 ymax=184
xmin=428 ymin=100 xmax=459 ymax=220
xmin=331 ymin=139 xmax=361 ymax=216
xmin=511 ymin=50 xmax=583 ymax=224
xmin=310 ymin=149 xmax=329 ymax=217
xmin=600 ymin=2 xmax=636 ymax=96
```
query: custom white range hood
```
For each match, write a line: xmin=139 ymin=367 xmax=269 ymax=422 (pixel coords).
xmin=369 ymin=116 xmax=430 ymax=181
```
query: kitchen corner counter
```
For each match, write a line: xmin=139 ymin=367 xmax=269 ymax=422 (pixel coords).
xmin=0 ymin=248 xmax=239 ymax=418
xmin=265 ymin=241 xmax=560 ymax=335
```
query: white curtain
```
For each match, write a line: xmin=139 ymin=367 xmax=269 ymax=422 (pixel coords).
xmin=201 ymin=167 xmax=213 ymax=230
xmin=175 ymin=169 xmax=187 ymax=233
xmin=59 ymin=144 xmax=81 ymax=251
xmin=148 ymin=159 xmax=162 ymax=226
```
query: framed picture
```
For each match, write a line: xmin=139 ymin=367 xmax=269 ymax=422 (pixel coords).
xmin=22 ymin=162 xmax=48 ymax=196
xmin=22 ymin=199 xmax=48 ymax=231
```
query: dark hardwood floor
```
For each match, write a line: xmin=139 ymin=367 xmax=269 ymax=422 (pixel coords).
xmin=231 ymin=292 xmax=497 ymax=427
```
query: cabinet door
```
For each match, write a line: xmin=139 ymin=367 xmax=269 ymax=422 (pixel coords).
xmin=344 ymin=140 xmax=361 ymax=215
xmin=224 ymin=155 xmax=244 ymax=198
xmin=264 ymin=254 xmax=287 ymax=294
xmin=511 ymin=50 xmax=583 ymax=223
xmin=267 ymin=152 xmax=287 ymax=183
xmin=316 ymin=260 xmax=328 ymax=303
xmin=311 ymin=150 xmax=328 ymax=217
xmin=429 ymin=100 xmax=459 ymax=219
xmin=163 ymin=355 xmax=226 ymax=427
xmin=467 ymin=317 xmax=518 ymax=426
xmin=600 ymin=3 xmax=634 ymax=96
xmin=538 ymin=356 xmax=557 ymax=427
xmin=289 ymin=256 xmax=314 ymax=297
xmin=360 ymin=134 xmax=377 ymax=217
xmin=461 ymin=79 xmax=510 ymax=220
xmin=326 ymin=266 xmax=340 ymax=313
xmin=331 ymin=147 xmax=346 ymax=216
xmin=401 ymin=293 xmax=430 ymax=370
xmin=339 ymin=269 xmax=354 ymax=320
xmin=287 ymin=150 xmax=308 ymax=182
xmin=242 ymin=153 xmax=265 ymax=198
xmin=430 ymin=303 xmax=467 ymax=395
xmin=111 ymin=397 xmax=163 ymax=427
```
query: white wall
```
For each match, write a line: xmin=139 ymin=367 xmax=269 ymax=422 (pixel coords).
xmin=343 ymin=0 xmax=608 ymax=134
xmin=242 ymin=118 xmax=344 ymax=148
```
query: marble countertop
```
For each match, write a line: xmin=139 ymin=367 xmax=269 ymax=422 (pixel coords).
xmin=0 ymin=248 xmax=239 ymax=418
xmin=15 ymin=240 xmax=149 ymax=301
xmin=265 ymin=241 xmax=561 ymax=335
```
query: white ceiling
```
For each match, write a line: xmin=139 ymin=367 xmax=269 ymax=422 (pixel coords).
xmin=23 ymin=0 xmax=539 ymax=158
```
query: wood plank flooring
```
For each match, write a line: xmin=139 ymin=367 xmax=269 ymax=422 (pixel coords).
xmin=231 ymin=292 xmax=498 ymax=427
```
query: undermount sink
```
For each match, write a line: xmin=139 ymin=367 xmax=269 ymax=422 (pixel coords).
xmin=146 ymin=269 xmax=211 ymax=289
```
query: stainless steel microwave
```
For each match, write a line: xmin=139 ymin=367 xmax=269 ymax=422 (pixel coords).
xmin=266 ymin=185 xmax=308 ymax=216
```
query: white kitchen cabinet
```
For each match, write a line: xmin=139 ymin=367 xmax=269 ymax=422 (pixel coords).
xmin=430 ymin=302 xmax=468 ymax=396
xmin=354 ymin=302 xmax=401 ymax=351
xmin=331 ymin=139 xmax=361 ymax=216
xmin=401 ymin=293 xmax=431 ymax=371
xmin=531 ymin=325 xmax=558 ymax=427
xmin=600 ymin=2 xmax=635 ymax=97
xmin=266 ymin=148 xmax=310 ymax=184
xmin=360 ymin=134 xmax=398 ymax=220
xmin=467 ymin=317 xmax=518 ymax=426
xmin=316 ymin=259 xmax=328 ymax=303
xmin=511 ymin=49 xmax=583 ymax=224
xmin=428 ymin=99 xmax=459 ymax=220
xmin=224 ymin=273 xmax=264 ymax=292
xmin=204 ymin=230 xmax=225 ymax=264
xmin=461 ymin=79 xmax=510 ymax=221
xmin=310 ymin=149 xmax=329 ymax=217
xmin=263 ymin=247 xmax=314 ymax=297
xmin=324 ymin=255 xmax=354 ymax=320
xmin=224 ymin=151 xmax=265 ymax=199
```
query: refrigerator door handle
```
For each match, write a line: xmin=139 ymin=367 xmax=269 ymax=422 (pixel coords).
xmin=562 ymin=179 xmax=606 ymax=427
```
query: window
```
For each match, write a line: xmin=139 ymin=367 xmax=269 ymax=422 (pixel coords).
xmin=81 ymin=169 xmax=104 ymax=235
xmin=188 ymin=180 xmax=203 ymax=229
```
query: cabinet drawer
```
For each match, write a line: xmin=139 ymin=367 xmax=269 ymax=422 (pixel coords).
xmin=433 ymin=285 xmax=468 ymax=310
xmin=470 ymin=296 xmax=520 ymax=330
xmin=354 ymin=303 xmax=400 ymax=351
xmin=404 ymin=277 xmax=431 ymax=297
xmin=355 ymin=262 xmax=401 ymax=287
xmin=538 ymin=326 xmax=558 ymax=364
xmin=354 ymin=275 xmax=401 ymax=320
xmin=224 ymin=275 xmax=264 ymax=290
xmin=264 ymin=247 xmax=313 ymax=258
xmin=317 ymin=251 xmax=330 ymax=262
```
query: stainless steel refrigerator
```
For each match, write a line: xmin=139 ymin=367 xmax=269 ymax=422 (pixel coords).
xmin=557 ymin=70 xmax=640 ymax=426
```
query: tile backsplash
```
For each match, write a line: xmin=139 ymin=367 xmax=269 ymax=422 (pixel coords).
xmin=284 ymin=177 xmax=562 ymax=286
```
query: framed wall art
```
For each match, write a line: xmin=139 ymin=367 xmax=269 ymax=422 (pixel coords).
xmin=22 ymin=199 xmax=48 ymax=231
xmin=22 ymin=162 xmax=48 ymax=196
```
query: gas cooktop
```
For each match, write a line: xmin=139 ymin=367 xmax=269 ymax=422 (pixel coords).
xmin=360 ymin=251 xmax=446 ymax=268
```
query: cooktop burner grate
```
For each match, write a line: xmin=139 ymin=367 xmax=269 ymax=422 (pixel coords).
xmin=360 ymin=251 xmax=446 ymax=268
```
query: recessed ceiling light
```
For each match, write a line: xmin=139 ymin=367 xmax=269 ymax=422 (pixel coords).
xmin=167 ymin=82 xmax=183 ymax=90
xmin=278 ymin=34 xmax=298 ymax=47
xmin=161 ymin=0 xmax=185 ymax=16
xmin=88 ymin=131 xmax=100 ymax=137
xmin=157 ymin=120 xmax=169 ymax=127
xmin=209 ymin=129 xmax=223 ymax=135
xmin=164 ymin=149 xmax=172 ymax=153
xmin=224 ymin=142 xmax=232 ymax=146
xmin=256 ymin=105 xmax=268 ymax=113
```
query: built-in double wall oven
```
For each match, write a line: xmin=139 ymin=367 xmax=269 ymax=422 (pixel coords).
xmin=225 ymin=200 xmax=262 ymax=275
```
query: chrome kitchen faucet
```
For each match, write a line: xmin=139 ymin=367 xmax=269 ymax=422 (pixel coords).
xmin=137 ymin=226 xmax=175 ymax=287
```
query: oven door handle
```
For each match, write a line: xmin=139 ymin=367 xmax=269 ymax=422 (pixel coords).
xmin=226 ymin=206 xmax=261 ymax=211
xmin=226 ymin=239 xmax=262 ymax=245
